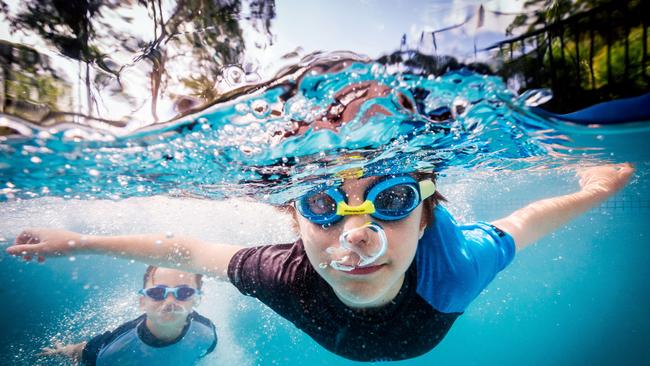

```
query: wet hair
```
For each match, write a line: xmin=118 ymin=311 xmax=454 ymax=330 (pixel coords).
xmin=143 ymin=266 xmax=204 ymax=290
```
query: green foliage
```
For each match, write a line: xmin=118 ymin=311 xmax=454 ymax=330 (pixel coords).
xmin=7 ymin=70 xmax=62 ymax=108
xmin=591 ymin=27 xmax=650 ymax=89
xmin=0 ymin=40 xmax=66 ymax=119
xmin=499 ymin=0 xmax=649 ymax=112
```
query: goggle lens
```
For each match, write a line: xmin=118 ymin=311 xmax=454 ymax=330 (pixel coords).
xmin=305 ymin=191 xmax=337 ymax=216
xmin=175 ymin=287 xmax=197 ymax=301
xmin=144 ymin=287 xmax=165 ymax=301
xmin=373 ymin=184 xmax=419 ymax=217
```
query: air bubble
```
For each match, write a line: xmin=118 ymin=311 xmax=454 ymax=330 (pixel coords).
xmin=251 ymin=100 xmax=270 ymax=118
xmin=224 ymin=65 xmax=245 ymax=86
xmin=235 ymin=103 xmax=250 ymax=114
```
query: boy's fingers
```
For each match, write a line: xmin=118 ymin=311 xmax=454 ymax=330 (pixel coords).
xmin=6 ymin=243 xmax=44 ymax=256
xmin=618 ymin=163 xmax=635 ymax=176
xmin=37 ymin=256 xmax=46 ymax=263
xmin=38 ymin=348 xmax=54 ymax=356
xmin=16 ymin=230 xmax=41 ymax=245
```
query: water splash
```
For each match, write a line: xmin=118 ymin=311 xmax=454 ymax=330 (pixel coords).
xmin=0 ymin=52 xmax=644 ymax=202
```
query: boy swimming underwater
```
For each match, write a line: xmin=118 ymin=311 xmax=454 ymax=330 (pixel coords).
xmin=6 ymin=59 xmax=636 ymax=361
xmin=39 ymin=266 xmax=217 ymax=365
xmin=8 ymin=164 xmax=632 ymax=361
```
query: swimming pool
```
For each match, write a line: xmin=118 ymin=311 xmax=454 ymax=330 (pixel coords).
xmin=2 ymin=170 xmax=648 ymax=365
xmin=1 ymin=1 xmax=649 ymax=365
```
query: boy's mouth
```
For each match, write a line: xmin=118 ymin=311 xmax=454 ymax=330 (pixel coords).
xmin=160 ymin=303 xmax=186 ymax=314
xmin=344 ymin=263 xmax=385 ymax=275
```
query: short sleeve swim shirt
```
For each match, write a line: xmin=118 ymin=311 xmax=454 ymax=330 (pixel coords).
xmin=81 ymin=311 xmax=217 ymax=366
xmin=227 ymin=205 xmax=515 ymax=361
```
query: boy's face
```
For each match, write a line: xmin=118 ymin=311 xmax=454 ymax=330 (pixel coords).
xmin=139 ymin=268 xmax=199 ymax=325
xmin=296 ymin=176 xmax=426 ymax=308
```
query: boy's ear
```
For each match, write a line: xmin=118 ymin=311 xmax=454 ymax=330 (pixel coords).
xmin=419 ymin=212 xmax=429 ymax=234
xmin=138 ymin=296 xmax=145 ymax=310
xmin=277 ymin=204 xmax=300 ymax=234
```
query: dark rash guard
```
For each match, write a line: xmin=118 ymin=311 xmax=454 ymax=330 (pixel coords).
xmin=227 ymin=205 xmax=515 ymax=361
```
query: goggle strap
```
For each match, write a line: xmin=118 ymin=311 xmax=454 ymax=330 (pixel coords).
xmin=336 ymin=200 xmax=376 ymax=216
xmin=419 ymin=180 xmax=436 ymax=200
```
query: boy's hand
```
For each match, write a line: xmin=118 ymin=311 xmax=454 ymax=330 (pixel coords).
xmin=577 ymin=163 xmax=635 ymax=196
xmin=5 ymin=228 xmax=85 ymax=262
xmin=38 ymin=341 xmax=85 ymax=361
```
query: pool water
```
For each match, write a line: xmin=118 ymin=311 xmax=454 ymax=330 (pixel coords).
xmin=1 ymin=1 xmax=650 ymax=365
xmin=1 ymin=168 xmax=649 ymax=365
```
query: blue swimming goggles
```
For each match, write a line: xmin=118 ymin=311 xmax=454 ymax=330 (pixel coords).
xmin=139 ymin=285 xmax=200 ymax=301
xmin=296 ymin=175 xmax=436 ymax=225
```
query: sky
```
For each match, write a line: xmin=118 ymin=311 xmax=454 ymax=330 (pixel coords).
xmin=253 ymin=0 xmax=526 ymax=62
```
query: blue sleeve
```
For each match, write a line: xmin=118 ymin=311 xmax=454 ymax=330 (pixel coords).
xmin=457 ymin=222 xmax=516 ymax=297
xmin=415 ymin=206 xmax=515 ymax=313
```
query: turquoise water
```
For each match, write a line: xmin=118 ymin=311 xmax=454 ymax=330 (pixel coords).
xmin=1 ymin=172 xmax=649 ymax=365
xmin=2 ymin=1 xmax=650 ymax=365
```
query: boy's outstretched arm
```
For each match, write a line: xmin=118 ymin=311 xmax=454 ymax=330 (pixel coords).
xmin=491 ymin=164 xmax=634 ymax=251
xmin=6 ymin=229 xmax=243 ymax=280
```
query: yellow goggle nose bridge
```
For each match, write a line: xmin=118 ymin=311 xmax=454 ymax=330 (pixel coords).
xmin=336 ymin=200 xmax=376 ymax=216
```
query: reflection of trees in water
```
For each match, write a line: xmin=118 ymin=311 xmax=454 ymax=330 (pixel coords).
xmin=0 ymin=40 xmax=67 ymax=129
xmin=2 ymin=0 xmax=276 ymax=126
xmin=8 ymin=0 xmax=108 ymax=118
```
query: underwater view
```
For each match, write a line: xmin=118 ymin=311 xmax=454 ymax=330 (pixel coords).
xmin=1 ymin=0 xmax=649 ymax=365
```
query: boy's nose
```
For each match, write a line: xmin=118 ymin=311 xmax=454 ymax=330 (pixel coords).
xmin=163 ymin=293 xmax=177 ymax=302
xmin=341 ymin=215 xmax=372 ymax=247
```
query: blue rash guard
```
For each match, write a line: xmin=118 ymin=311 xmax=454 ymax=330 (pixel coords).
xmin=228 ymin=205 xmax=515 ymax=361
xmin=81 ymin=311 xmax=217 ymax=366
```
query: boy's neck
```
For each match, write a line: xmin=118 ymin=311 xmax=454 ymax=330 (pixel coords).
xmin=145 ymin=317 xmax=188 ymax=342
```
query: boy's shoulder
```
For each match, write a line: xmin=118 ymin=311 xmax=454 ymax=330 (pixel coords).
xmin=227 ymin=240 xmax=316 ymax=306
xmin=90 ymin=314 xmax=145 ymax=347
xmin=81 ymin=315 xmax=145 ymax=365
xmin=415 ymin=206 xmax=515 ymax=313
xmin=188 ymin=311 xmax=218 ymax=355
